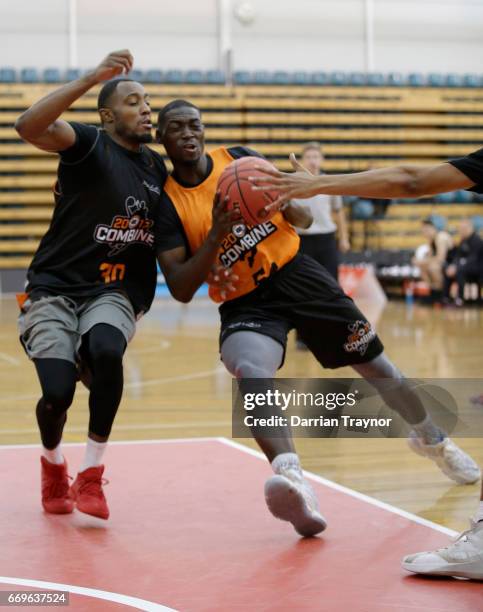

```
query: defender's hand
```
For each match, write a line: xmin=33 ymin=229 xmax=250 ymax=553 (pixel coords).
xmin=249 ymin=153 xmax=318 ymax=213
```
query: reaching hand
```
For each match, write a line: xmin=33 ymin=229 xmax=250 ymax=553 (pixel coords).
xmin=93 ymin=50 xmax=134 ymax=84
xmin=207 ymin=264 xmax=239 ymax=301
xmin=249 ymin=153 xmax=320 ymax=213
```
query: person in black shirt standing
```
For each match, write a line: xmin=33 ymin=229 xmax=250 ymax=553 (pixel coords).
xmin=250 ymin=147 xmax=483 ymax=579
xmin=443 ymin=218 xmax=483 ymax=305
xmin=15 ymin=50 xmax=166 ymax=520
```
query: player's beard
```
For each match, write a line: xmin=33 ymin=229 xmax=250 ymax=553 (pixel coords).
xmin=116 ymin=122 xmax=153 ymax=144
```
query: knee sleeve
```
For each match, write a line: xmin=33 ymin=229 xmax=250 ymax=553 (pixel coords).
xmin=83 ymin=323 xmax=125 ymax=368
xmin=221 ymin=332 xmax=283 ymax=379
xmin=34 ymin=358 xmax=77 ymax=415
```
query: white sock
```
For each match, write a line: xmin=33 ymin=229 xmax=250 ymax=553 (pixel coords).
xmin=475 ymin=501 xmax=483 ymax=524
xmin=271 ymin=452 xmax=302 ymax=475
xmin=79 ymin=438 xmax=107 ymax=472
xmin=42 ymin=445 xmax=64 ymax=465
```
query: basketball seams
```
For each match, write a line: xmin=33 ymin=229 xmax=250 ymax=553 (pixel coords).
xmin=217 ymin=156 xmax=277 ymax=226
xmin=233 ymin=160 xmax=260 ymax=225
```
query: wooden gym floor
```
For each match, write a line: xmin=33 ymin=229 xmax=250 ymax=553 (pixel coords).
xmin=0 ymin=294 xmax=482 ymax=533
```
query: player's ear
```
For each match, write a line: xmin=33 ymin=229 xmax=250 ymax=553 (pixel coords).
xmin=155 ymin=128 xmax=161 ymax=143
xmin=99 ymin=108 xmax=114 ymax=125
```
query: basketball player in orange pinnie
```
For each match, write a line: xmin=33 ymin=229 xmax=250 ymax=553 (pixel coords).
xmin=154 ymin=99 xmax=479 ymax=538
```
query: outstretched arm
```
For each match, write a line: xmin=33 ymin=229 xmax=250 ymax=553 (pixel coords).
xmin=250 ymin=153 xmax=475 ymax=208
xmin=14 ymin=50 xmax=133 ymax=152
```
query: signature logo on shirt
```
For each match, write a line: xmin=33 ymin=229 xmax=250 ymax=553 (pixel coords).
xmin=94 ymin=195 xmax=155 ymax=256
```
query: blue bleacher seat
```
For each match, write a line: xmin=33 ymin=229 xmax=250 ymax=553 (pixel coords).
xmin=329 ymin=71 xmax=348 ymax=86
xmin=387 ymin=72 xmax=405 ymax=86
xmin=471 ymin=215 xmax=483 ymax=232
xmin=0 ymin=68 xmax=16 ymax=82
xmin=128 ymin=69 xmax=144 ymax=81
xmin=64 ymin=68 xmax=81 ymax=82
xmin=408 ymin=73 xmax=425 ymax=87
xmin=429 ymin=214 xmax=446 ymax=230
xmin=186 ymin=70 xmax=203 ymax=84
xmin=367 ymin=72 xmax=385 ymax=86
xmin=164 ymin=70 xmax=183 ymax=84
xmin=311 ymin=72 xmax=328 ymax=85
xmin=206 ymin=70 xmax=225 ymax=84
xmin=291 ymin=71 xmax=311 ymax=85
xmin=395 ymin=198 xmax=419 ymax=204
xmin=273 ymin=71 xmax=290 ymax=85
xmin=43 ymin=68 xmax=61 ymax=83
xmin=455 ymin=190 xmax=473 ymax=204
xmin=435 ymin=191 xmax=456 ymax=204
xmin=352 ymin=199 xmax=375 ymax=220
xmin=446 ymin=73 xmax=464 ymax=88
xmin=20 ymin=68 xmax=39 ymax=83
xmin=349 ymin=72 xmax=366 ymax=86
xmin=144 ymin=69 xmax=163 ymax=84
xmin=253 ymin=71 xmax=273 ymax=85
xmin=233 ymin=71 xmax=251 ymax=85
xmin=463 ymin=73 xmax=481 ymax=88
xmin=428 ymin=73 xmax=444 ymax=87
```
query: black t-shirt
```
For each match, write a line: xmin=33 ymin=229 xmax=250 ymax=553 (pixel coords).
xmin=155 ymin=146 xmax=262 ymax=255
xmin=27 ymin=122 xmax=167 ymax=315
xmin=449 ymin=147 xmax=483 ymax=193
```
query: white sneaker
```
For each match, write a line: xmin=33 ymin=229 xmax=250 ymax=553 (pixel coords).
xmin=264 ymin=467 xmax=327 ymax=537
xmin=402 ymin=520 xmax=483 ymax=580
xmin=407 ymin=434 xmax=481 ymax=485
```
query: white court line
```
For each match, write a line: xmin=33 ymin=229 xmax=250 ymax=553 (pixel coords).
xmin=128 ymin=340 xmax=172 ymax=354
xmin=0 ymin=436 xmax=459 ymax=537
xmin=216 ymin=437 xmax=459 ymax=538
xmin=0 ymin=352 xmax=20 ymax=366
xmin=0 ymin=421 xmax=231 ymax=436
xmin=0 ymin=577 xmax=176 ymax=611
xmin=0 ymin=367 xmax=227 ymax=403
xmin=0 ymin=437 xmax=218 ymax=450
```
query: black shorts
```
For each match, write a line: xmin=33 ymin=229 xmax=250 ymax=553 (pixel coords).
xmin=299 ymin=232 xmax=339 ymax=280
xmin=219 ymin=253 xmax=384 ymax=369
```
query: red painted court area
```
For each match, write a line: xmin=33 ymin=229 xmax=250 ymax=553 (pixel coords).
xmin=1 ymin=439 xmax=482 ymax=611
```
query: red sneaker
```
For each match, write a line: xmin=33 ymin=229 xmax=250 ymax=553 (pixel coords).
xmin=40 ymin=456 xmax=74 ymax=514
xmin=70 ymin=465 xmax=109 ymax=520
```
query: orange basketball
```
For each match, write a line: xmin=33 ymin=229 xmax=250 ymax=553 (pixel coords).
xmin=217 ymin=156 xmax=279 ymax=225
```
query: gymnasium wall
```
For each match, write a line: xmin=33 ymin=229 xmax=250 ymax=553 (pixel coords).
xmin=1 ymin=0 xmax=483 ymax=73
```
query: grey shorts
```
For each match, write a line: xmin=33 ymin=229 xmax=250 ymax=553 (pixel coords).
xmin=18 ymin=291 xmax=136 ymax=364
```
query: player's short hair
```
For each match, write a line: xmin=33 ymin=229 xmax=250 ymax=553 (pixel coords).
xmin=157 ymin=99 xmax=201 ymax=133
xmin=302 ymin=141 xmax=323 ymax=155
xmin=97 ymin=78 xmax=134 ymax=110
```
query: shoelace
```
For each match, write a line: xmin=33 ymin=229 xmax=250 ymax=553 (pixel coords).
xmin=440 ymin=524 xmax=478 ymax=552
xmin=77 ymin=476 xmax=109 ymax=497
xmin=43 ymin=474 xmax=73 ymax=499
xmin=281 ymin=469 xmax=319 ymax=512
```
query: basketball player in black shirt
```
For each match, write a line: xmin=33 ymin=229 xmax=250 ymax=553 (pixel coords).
xmin=15 ymin=50 xmax=167 ymax=519
xmin=251 ymin=148 xmax=483 ymax=579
